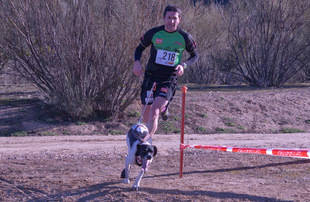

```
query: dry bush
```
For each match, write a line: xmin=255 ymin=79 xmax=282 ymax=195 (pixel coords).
xmin=0 ymin=0 xmax=167 ymax=119
xmin=0 ymin=49 xmax=7 ymax=73
xmin=302 ymin=8 xmax=310 ymax=81
xmin=220 ymin=0 xmax=310 ymax=87
xmin=0 ymin=23 xmax=8 ymax=73
xmin=178 ymin=2 xmax=228 ymax=84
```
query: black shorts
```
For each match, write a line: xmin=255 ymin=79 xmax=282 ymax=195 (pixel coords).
xmin=140 ymin=75 xmax=177 ymax=105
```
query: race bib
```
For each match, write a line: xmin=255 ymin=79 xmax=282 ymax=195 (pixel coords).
xmin=145 ymin=90 xmax=154 ymax=104
xmin=155 ymin=49 xmax=179 ymax=66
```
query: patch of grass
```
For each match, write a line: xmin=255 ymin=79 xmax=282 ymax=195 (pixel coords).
xmin=279 ymin=128 xmax=304 ymax=133
xmin=39 ymin=131 xmax=58 ymax=136
xmin=172 ymin=115 xmax=180 ymax=121
xmin=45 ymin=118 xmax=56 ymax=123
xmin=295 ymin=117 xmax=302 ymax=121
xmin=215 ymin=127 xmax=225 ymax=132
xmin=128 ymin=111 xmax=140 ymax=118
xmin=0 ymin=98 xmax=39 ymax=107
xmin=184 ymin=114 xmax=189 ymax=120
xmin=237 ymin=125 xmax=245 ymax=130
xmin=278 ymin=120 xmax=289 ymax=125
xmin=103 ymin=117 xmax=112 ymax=122
xmin=11 ymin=131 xmax=28 ymax=137
xmin=196 ymin=112 xmax=207 ymax=118
xmin=215 ymin=127 xmax=235 ymax=133
xmin=109 ymin=130 xmax=123 ymax=135
xmin=160 ymin=121 xmax=180 ymax=134
xmin=305 ymin=120 xmax=310 ymax=124
xmin=222 ymin=117 xmax=236 ymax=127
xmin=76 ymin=121 xmax=86 ymax=126
xmin=62 ymin=129 xmax=71 ymax=135
xmin=225 ymin=122 xmax=236 ymax=127
xmin=0 ymin=98 xmax=14 ymax=105
xmin=195 ymin=126 xmax=207 ymax=134
xmin=18 ymin=108 xmax=28 ymax=113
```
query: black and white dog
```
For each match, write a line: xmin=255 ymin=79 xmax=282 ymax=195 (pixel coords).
xmin=121 ymin=124 xmax=157 ymax=191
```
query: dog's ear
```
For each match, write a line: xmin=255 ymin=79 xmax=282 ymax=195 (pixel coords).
xmin=153 ymin=145 xmax=157 ymax=157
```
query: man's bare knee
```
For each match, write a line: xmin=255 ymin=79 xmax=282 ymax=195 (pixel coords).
xmin=142 ymin=105 xmax=151 ymax=124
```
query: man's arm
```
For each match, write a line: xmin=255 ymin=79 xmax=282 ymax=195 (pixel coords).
xmin=133 ymin=29 xmax=155 ymax=76
xmin=183 ymin=48 xmax=198 ymax=67
xmin=134 ymin=44 xmax=146 ymax=62
xmin=175 ymin=33 xmax=199 ymax=76
xmin=184 ymin=33 xmax=199 ymax=67
xmin=133 ymin=44 xmax=146 ymax=76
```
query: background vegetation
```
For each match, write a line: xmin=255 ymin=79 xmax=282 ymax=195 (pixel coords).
xmin=0 ymin=0 xmax=310 ymax=120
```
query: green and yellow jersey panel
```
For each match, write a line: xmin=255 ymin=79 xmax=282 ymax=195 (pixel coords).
xmin=139 ymin=25 xmax=197 ymax=80
xmin=151 ymin=30 xmax=186 ymax=66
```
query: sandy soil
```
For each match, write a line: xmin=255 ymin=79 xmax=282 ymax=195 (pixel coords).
xmin=1 ymin=84 xmax=310 ymax=201
xmin=0 ymin=133 xmax=310 ymax=201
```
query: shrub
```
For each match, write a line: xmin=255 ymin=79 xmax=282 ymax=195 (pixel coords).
xmin=221 ymin=0 xmax=310 ymax=87
xmin=180 ymin=3 xmax=227 ymax=84
xmin=0 ymin=0 xmax=166 ymax=119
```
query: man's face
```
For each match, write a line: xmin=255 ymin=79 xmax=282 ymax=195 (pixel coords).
xmin=164 ymin=11 xmax=180 ymax=32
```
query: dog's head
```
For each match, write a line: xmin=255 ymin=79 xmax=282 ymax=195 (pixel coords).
xmin=135 ymin=143 xmax=157 ymax=167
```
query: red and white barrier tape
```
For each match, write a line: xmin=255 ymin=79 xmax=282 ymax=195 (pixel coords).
xmin=180 ymin=144 xmax=310 ymax=159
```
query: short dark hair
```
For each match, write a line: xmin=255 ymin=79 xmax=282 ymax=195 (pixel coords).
xmin=163 ymin=5 xmax=182 ymax=18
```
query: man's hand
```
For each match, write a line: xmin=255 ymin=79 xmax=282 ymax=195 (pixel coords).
xmin=133 ymin=61 xmax=143 ymax=76
xmin=175 ymin=64 xmax=184 ymax=76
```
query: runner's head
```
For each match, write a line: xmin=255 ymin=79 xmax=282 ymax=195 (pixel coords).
xmin=163 ymin=5 xmax=181 ymax=32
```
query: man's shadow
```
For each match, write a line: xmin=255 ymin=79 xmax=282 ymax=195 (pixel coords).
xmin=28 ymin=159 xmax=309 ymax=202
xmin=28 ymin=180 xmax=291 ymax=202
xmin=0 ymin=97 xmax=72 ymax=136
xmin=145 ymin=158 xmax=310 ymax=179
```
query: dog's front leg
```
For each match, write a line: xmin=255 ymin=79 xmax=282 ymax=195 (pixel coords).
xmin=133 ymin=157 xmax=152 ymax=191
xmin=123 ymin=140 xmax=139 ymax=184
xmin=133 ymin=168 xmax=145 ymax=191
xmin=123 ymin=157 xmax=131 ymax=184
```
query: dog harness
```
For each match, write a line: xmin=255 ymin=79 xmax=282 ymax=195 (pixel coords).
xmin=127 ymin=124 xmax=149 ymax=147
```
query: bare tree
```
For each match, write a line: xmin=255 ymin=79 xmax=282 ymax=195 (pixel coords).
xmin=222 ymin=0 xmax=310 ymax=87
xmin=0 ymin=21 xmax=8 ymax=73
xmin=180 ymin=3 xmax=227 ymax=84
xmin=0 ymin=0 xmax=165 ymax=119
xmin=0 ymin=48 xmax=7 ymax=73
xmin=302 ymin=7 xmax=310 ymax=81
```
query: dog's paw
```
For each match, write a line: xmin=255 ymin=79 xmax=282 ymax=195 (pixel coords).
xmin=120 ymin=169 xmax=126 ymax=178
xmin=132 ymin=184 xmax=140 ymax=191
xmin=123 ymin=178 xmax=130 ymax=184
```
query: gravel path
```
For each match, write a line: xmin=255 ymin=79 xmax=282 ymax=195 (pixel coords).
xmin=0 ymin=133 xmax=310 ymax=201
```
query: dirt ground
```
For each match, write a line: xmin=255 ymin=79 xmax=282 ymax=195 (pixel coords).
xmin=0 ymin=134 xmax=310 ymax=201
xmin=1 ymin=84 xmax=310 ymax=201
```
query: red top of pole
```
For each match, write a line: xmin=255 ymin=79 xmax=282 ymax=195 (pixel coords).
xmin=182 ymin=86 xmax=188 ymax=94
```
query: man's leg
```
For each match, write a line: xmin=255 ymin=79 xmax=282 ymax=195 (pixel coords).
xmin=147 ymin=97 xmax=168 ymax=138
xmin=140 ymin=76 xmax=154 ymax=124
xmin=160 ymin=102 xmax=169 ymax=121
xmin=141 ymin=104 xmax=151 ymax=124
xmin=160 ymin=77 xmax=177 ymax=121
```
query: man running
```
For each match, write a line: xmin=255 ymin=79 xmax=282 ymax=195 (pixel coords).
xmin=133 ymin=5 xmax=198 ymax=142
